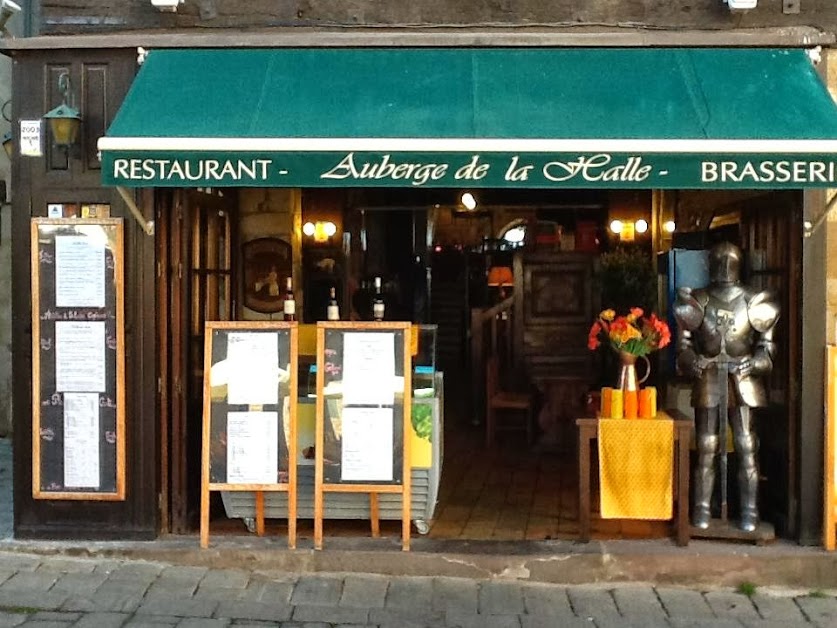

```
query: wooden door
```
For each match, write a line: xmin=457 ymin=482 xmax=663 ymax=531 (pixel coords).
xmin=158 ymin=190 xmax=235 ymax=533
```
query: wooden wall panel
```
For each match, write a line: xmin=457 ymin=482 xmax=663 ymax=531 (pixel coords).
xmin=11 ymin=48 xmax=160 ymax=539
xmin=741 ymin=191 xmax=802 ymax=539
xmin=35 ymin=0 xmax=837 ymax=35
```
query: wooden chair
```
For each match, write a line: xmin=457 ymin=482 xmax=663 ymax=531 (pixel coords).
xmin=485 ymin=354 xmax=534 ymax=448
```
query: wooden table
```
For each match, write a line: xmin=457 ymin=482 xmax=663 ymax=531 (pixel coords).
xmin=576 ymin=416 xmax=693 ymax=546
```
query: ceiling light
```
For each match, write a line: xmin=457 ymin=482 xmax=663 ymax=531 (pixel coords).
xmin=460 ymin=192 xmax=477 ymax=211
xmin=609 ymin=220 xmax=623 ymax=234
xmin=663 ymin=220 xmax=676 ymax=233
xmin=635 ymin=219 xmax=648 ymax=234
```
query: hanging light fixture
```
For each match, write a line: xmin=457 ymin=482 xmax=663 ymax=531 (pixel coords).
xmin=43 ymin=71 xmax=81 ymax=154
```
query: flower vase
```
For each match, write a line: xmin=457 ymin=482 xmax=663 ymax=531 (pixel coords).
xmin=615 ymin=351 xmax=650 ymax=393
xmin=616 ymin=351 xmax=648 ymax=419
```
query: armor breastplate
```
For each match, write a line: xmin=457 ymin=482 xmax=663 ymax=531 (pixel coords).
xmin=694 ymin=289 xmax=754 ymax=359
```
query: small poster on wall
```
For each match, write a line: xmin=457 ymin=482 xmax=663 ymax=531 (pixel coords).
xmin=242 ymin=237 xmax=292 ymax=314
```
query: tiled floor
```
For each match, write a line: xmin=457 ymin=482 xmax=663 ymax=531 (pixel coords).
xmin=209 ymin=417 xmax=674 ymax=543
xmin=426 ymin=421 xmax=672 ymax=542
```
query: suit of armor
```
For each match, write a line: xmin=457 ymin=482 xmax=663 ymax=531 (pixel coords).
xmin=673 ymin=242 xmax=779 ymax=532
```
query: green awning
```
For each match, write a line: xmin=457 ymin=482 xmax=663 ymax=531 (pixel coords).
xmin=98 ymin=47 xmax=837 ymax=189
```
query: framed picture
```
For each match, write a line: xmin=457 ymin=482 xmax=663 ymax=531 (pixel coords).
xmin=242 ymin=237 xmax=292 ymax=314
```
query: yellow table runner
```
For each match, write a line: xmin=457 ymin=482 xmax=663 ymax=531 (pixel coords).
xmin=597 ymin=417 xmax=674 ymax=520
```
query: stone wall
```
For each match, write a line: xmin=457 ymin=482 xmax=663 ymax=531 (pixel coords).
xmin=826 ymin=51 xmax=837 ymax=345
xmin=36 ymin=0 xmax=837 ymax=34
xmin=238 ymin=187 xmax=301 ymax=320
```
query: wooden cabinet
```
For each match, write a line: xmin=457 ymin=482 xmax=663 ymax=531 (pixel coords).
xmin=513 ymin=251 xmax=598 ymax=381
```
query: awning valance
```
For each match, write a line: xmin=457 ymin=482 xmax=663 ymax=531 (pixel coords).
xmin=98 ymin=47 xmax=837 ymax=189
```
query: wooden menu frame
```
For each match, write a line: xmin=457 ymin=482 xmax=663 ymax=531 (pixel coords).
xmin=200 ymin=321 xmax=298 ymax=549
xmin=825 ymin=345 xmax=837 ymax=550
xmin=314 ymin=321 xmax=412 ymax=551
xmin=31 ymin=218 xmax=126 ymax=501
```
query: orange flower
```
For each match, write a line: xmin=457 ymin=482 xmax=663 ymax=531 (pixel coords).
xmin=589 ymin=307 xmax=670 ymax=357
xmin=587 ymin=321 xmax=602 ymax=350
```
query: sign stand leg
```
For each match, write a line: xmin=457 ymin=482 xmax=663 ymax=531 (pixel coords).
xmin=370 ymin=493 xmax=380 ymax=538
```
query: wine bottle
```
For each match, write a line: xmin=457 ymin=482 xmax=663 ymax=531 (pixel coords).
xmin=327 ymin=286 xmax=340 ymax=321
xmin=283 ymin=276 xmax=296 ymax=322
xmin=372 ymin=276 xmax=385 ymax=321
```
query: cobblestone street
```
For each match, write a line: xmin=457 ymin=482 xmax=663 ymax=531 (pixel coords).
xmin=0 ymin=551 xmax=836 ymax=627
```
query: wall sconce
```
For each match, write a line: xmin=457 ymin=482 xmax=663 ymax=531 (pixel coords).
xmin=487 ymin=265 xmax=513 ymax=290
xmin=1 ymin=130 xmax=12 ymax=159
xmin=43 ymin=72 xmax=82 ymax=154
xmin=663 ymin=220 xmax=676 ymax=234
xmin=610 ymin=218 xmax=652 ymax=241
xmin=303 ymin=220 xmax=337 ymax=243
xmin=487 ymin=265 xmax=514 ymax=318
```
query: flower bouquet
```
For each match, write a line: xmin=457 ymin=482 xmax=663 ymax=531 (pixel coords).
xmin=588 ymin=307 xmax=671 ymax=419
xmin=588 ymin=307 xmax=671 ymax=356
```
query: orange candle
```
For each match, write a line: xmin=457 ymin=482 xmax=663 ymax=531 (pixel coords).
xmin=624 ymin=390 xmax=638 ymax=419
xmin=648 ymin=386 xmax=657 ymax=417
xmin=639 ymin=388 xmax=652 ymax=419
xmin=601 ymin=387 xmax=613 ymax=417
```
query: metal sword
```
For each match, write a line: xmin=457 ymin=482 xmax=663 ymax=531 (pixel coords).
xmin=698 ymin=311 xmax=736 ymax=525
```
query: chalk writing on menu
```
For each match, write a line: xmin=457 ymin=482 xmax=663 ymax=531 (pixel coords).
xmin=226 ymin=411 xmax=279 ymax=483
xmin=340 ymin=406 xmax=394 ymax=482
xmin=55 ymin=321 xmax=106 ymax=392
xmin=226 ymin=332 xmax=280 ymax=405
xmin=62 ymin=392 xmax=101 ymax=488
xmin=55 ymin=235 xmax=106 ymax=308
xmin=341 ymin=333 xmax=396 ymax=406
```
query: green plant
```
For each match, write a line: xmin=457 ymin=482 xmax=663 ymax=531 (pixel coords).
xmin=808 ymin=590 xmax=828 ymax=598
xmin=411 ymin=403 xmax=432 ymax=441
xmin=598 ymin=245 xmax=657 ymax=315
xmin=736 ymin=582 xmax=757 ymax=597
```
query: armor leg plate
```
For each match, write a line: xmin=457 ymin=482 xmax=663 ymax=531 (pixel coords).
xmin=693 ymin=408 xmax=719 ymax=529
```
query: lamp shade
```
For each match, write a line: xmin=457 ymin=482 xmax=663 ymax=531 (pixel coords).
xmin=44 ymin=103 xmax=82 ymax=148
xmin=487 ymin=266 xmax=514 ymax=287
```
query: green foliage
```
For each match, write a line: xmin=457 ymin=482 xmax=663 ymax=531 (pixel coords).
xmin=736 ymin=581 xmax=757 ymax=597
xmin=598 ymin=245 xmax=657 ymax=315
xmin=411 ymin=403 xmax=432 ymax=441
xmin=808 ymin=590 xmax=828 ymax=598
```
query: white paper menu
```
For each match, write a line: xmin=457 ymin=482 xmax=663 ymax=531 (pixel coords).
xmin=342 ymin=332 xmax=396 ymax=406
xmin=340 ymin=406 xmax=394 ymax=482
xmin=55 ymin=235 xmax=106 ymax=308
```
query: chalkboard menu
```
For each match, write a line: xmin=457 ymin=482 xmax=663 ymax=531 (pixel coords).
xmin=200 ymin=321 xmax=298 ymax=548
xmin=30 ymin=218 xmax=125 ymax=500
xmin=314 ymin=322 xmax=412 ymax=550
